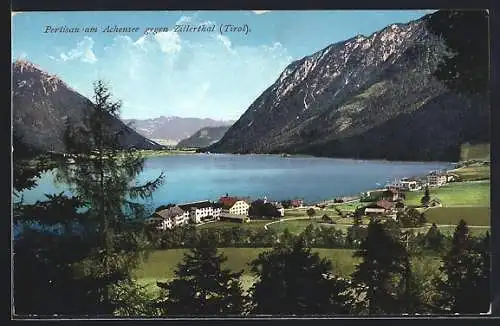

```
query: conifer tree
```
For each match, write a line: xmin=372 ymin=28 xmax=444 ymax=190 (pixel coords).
xmin=156 ymin=236 xmax=246 ymax=316
xmin=424 ymin=223 xmax=445 ymax=253
xmin=420 ymin=186 xmax=431 ymax=207
xmin=52 ymin=80 xmax=165 ymax=314
xmin=249 ymin=237 xmax=351 ymax=315
xmin=351 ymin=220 xmax=410 ymax=314
xmin=434 ymin=220 xmax=490 ymax=313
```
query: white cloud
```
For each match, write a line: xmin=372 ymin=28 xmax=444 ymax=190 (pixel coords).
xmin=56 ymin=36 xmax=97 ymax=63
xmin=19 ymin=52 xmax=28 ymax=60
xmin=252 ymin=10 xmax=270 ymax=15
xmin=175 ymin=15 xmax=193 ymax=25
xmin=214 ymin=34 xmax=235 ymax=54
xmin=154 ymin=31 xmax=182 ymax=54
xmin=67 ymin=16 xmax=292 ymax=120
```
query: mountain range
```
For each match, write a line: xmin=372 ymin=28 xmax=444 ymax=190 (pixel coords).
xmin=123 ymin=117 xmax=235 ymax=145
xmin=176 ymin=126 xmax=231 ymax=148
xmin=12 ymin=60 xmax=163 ymax=154
xmin=12 ymin=10 xmax=489 ymax=162
xmin=204 ymin=11 xmax=489 ymax=162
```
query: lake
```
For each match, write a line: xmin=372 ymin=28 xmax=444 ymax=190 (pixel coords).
xmin=18 ymin=154 xmax=452 ymax=209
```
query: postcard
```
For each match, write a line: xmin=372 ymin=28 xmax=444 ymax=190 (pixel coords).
xmin=11 ymin=9 xmax=491 ymax=318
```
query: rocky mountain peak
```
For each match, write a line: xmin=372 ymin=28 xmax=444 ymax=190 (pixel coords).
xmin=205 ymin=12 xmax=489 ymax=162
xmin=12 ymin=60 xmax=163 ymax=153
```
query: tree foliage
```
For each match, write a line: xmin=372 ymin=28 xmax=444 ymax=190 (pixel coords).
xmin=397 ymin=208 xmax=427 ymax=228
xmin=423 ymin=223 xmax=446 ymax=253
xmin=249 ymin=238 xmax=352 ymax=315
xmin=434 ymin=220 xmax=490 ymax=313
xmin=306 ymin=207 xmax=316 ymax=219
xmin=351 ymin=220 xmax=410 ymax=314
xmin=156 ymin=237 xmax=246 ymax=316
xmin=425 ymin=10 xmax=489 ymax=95
xmin=248 ymin=199 xmax=280 ymax=219
xmin=421 ymin=186 xmax=431 ymax=207
xmin=13 ymin=80 xmax=164 ymax=316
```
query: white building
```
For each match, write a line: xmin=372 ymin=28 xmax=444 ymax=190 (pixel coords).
xmin=144 ymin=216 xmax=172 ymax=231
xmin=427 ymin=172 xmax=447 ymax=187
xmin=149 ymin=205 xmax=187 ymax=229
xmin=219 ymin=196 xmax=250 ymax=216
xmin=399 ymin=179 xmax=421 ymax=191
xmin=228 ymin=200 xmax=250 ymax=216
xmin=178 ymin=201 xmax=222 ymax=224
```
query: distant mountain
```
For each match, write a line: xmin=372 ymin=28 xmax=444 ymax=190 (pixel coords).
xmin=205 ymin=11 xmax=489 ymax=162
xmin=12 ymin=60 xmax=164 ymax=154
xmin=123 ymin=116 xmax=236 ymax=145
xmin=177 ymin=125 xmax=232 ymax=148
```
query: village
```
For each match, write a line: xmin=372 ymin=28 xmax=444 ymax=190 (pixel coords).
xmin=145 ymin=169 xmax=461 ymax=231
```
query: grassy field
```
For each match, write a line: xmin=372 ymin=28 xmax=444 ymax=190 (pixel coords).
xmin=423 ymin=206 xmax=490 ymax=226
xmin=435 ymin=225 xmax=490 ymax=236
xmin=134 ymin=248 xmax=444 ymax=296
xmin=268 ymin=218 xmax=323 ymax=234
xmin=333 ymin=201 xmax=362 ymax=212
xmin=134 ymin=248 xmax=359 ymax=293
xmin=283 ymin=208 xmax=310 ymax=217
xmin=198 ymin=220 xmax=271 ymax=230
xmin=460 ymin=143 xmax=490 ymax=161
xmin=135 ymin=248 xmax=359 ymax=279
xmin=449 ymin=166 xmax=490 ymax=181
xmin=286 ymin=207 xmax=343 ymax=219
xmin=405 ymin=181 xmax=490 ymax=207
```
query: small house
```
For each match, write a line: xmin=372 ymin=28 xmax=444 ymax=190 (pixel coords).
xmin=364 ymin=200 xmax=394 ymax=216
xmin=428 ymin=198 xmax=443 ymax=208
xmin=291 ymin=199 xmax=304 ymax=208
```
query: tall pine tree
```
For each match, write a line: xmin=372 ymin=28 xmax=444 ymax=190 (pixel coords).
xmin=434 ymin=220 xmax=490 ymax=313
xmin=51 ymin=80 xmax=165 ymax=315
xmin=156 ymin=236 xmax=246 ymax=316
xmin=249 ymin=237 xmax=352 ymax=315
xmin=351 ymin=220 xmax=410 ymax=314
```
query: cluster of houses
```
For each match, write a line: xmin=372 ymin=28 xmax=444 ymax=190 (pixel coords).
xmin=360 ymin=170 xmax=455 ymax=219
xmin=362 ymin=187 xmax=404 ymax=220
xmin=145 ymin=194 xmax=292 ymax=231
xmin=145 ymin=170 xmax=456 ymax=231
xmin=392 ymin=170 xmax=457 ymax=191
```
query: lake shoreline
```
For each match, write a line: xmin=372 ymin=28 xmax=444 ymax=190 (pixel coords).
xmin=17 ymin=154 xmax=454 ymax=208
xmin=196 ymin=149 xmax=457 ymax=165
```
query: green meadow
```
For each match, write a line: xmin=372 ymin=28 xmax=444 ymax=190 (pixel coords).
xmin=405 ymin=181 xmax=490 ymax=207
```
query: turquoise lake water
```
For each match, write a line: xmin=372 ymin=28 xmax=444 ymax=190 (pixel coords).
xmin=18 ymin=153 xmax=452 ymax=211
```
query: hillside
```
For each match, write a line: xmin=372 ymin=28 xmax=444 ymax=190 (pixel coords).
xmin=12 ymin=60 xmax=164 ymax=154
xmin=177 ymin=125 xmax=231 ymax=148
xmin=205 ymin=11 xmax=489 ymax=162
xmin=123 ymin=116 xmax=235 ymax=145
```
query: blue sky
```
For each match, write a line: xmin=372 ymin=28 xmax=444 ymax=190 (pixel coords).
xmin=12 ymin=10 xmax=434 ymax=120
